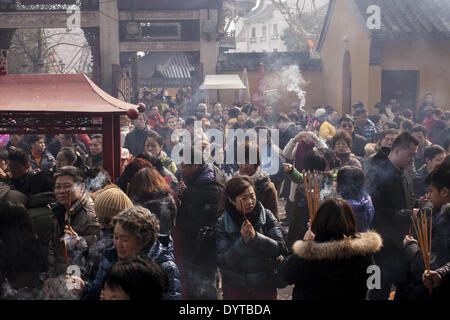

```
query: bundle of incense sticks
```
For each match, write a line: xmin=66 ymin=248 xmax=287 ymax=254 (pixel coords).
xmin=411 ymin=208 xmax=433 ymax=294
xmin=303 ymin=170 xmax=322 ymax=221
xmin=240 ymin=198 xmax=247 ymax=221
xmin=60 ymin=238 xmax=70 ymax=266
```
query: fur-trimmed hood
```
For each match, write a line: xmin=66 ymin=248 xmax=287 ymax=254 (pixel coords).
xmin=292 ymin=231 xmax=383 ymax=261
xmin=442 ymin=203 xmax=450 ymax=216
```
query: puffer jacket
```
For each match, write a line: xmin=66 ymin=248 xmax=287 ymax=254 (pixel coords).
xmin=176 ymin=164 xmax=224 ymax=264
xmin=281 ymin=231 xmax=383 ymax=300
xmin=158 ymin=151 xmax=177 ymax=175
xmin=133 ymin=192 xmax=177 ymax=235
xmin=345 ymin=194 xmax=374 ymax=232
xmin=354 ymin=120 xmax=378 ymax=143
xmin=30 ymin=150 xmax=56 ymax=172
xmin=81 ymin=234 xmax=182 ymax=300
xmin=47 ymin=193 xmax=100 ymax=276
xmin=216 ymin=202 xmax=288 ymax=290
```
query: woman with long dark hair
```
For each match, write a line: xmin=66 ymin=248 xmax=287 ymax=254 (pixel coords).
xmin=0 ymin=202 xmax=46 ymax=298
xmin=281 ymin=198 xmax=382 ymax=300
xmin=129 ymin=167 xmax=177 ymax=235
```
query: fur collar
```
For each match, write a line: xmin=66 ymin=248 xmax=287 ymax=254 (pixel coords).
xmin=442 ymin=203 xmax=450 ymax=216
xmin=292 ymin=231 xmax=383 ymax=261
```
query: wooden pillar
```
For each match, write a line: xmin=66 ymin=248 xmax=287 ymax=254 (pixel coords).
xmin=102 ymin=114 xmax=115 ymax=180
xmin=113 ymin=114 xmax=121 ymax=180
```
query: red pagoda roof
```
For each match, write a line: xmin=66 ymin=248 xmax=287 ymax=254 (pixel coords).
xmin=0 ymin=73 xmax=133 ymax=114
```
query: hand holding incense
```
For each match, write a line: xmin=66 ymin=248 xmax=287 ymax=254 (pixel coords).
xmin=411 ymin=208 xmax=433 ymax=294
xmin=240 ymin=198 xmax=247 ymax=221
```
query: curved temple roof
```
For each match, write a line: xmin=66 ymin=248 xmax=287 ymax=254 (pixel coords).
xmin=0 ymin=73 xmax=133 ymax=113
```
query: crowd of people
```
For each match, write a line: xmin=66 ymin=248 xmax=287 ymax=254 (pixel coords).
xmin=0 ymin=87 xmax=449 ymax=300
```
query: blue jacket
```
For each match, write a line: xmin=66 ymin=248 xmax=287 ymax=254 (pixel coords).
xmin=81 ymin=234 xmax=182 ymax=300
xmin=216 ymin=202 xmax=288 ymax=290
xmin=346 ymin=194 xmax=375 ymax=232
xmin=355 ymin=119 xmax=378 ymax=143
xmin=30 ymin=150 xmax=55 ymax=172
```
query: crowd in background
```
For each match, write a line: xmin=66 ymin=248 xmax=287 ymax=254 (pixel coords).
xmin=0 ymin=87 xmax=449 ymax=300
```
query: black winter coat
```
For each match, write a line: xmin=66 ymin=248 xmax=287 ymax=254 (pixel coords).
xmin=133 ymin=192 xmax=177 ymax=235
xmin=351 ymin=132 xmax=367 ymax=158
xmin=27 ymin=191 xmax=55 ymax=264
xmin=279 ymin=123 xmax=301 ymax=150
xmin=176 ymin=164 xmax=224 ymax=264
xmin=124 ymin=126 xmax=156 ymax=157
xmin=282 ymin=231 xmax=382 ymax=300
xmin=366 ymin=159 xmax=411 ymax=250
xmin=216 ymin=202 xmax=287 ymax=290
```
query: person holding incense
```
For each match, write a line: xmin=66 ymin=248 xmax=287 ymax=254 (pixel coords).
xmin=403 ymin=161 xmax=450 ymax=299
xmin=216 ymin=176 xmax=288 ymax=299
xmin=281 ymin=198 xmax=383 ymax=300
xmin=47 ymin=166 xmax=100 ymax=277
xmin=331 ymin=131 xmax=362 ymax=169
xmin=84 ymin=134 xmax=103 ymax=169
xmin=282 ymin=130 xmax=327 ymax=224
xmin=284 ymin=151 xmax=335 ymax=249
xmin=217 ymin=141 xmax=279 ymax=218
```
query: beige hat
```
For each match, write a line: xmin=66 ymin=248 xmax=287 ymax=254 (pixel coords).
xmin=94 ymin=187 xmax=134 ymax=219
xmin=314 ymin=108 xmax=327 ymax=118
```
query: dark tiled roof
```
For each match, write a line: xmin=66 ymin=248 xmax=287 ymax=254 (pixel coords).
xmin=354 ymin=0 xmax=450 ymax=38
xmin=318 ymin=0 xmax=450 ymax=51
xmin=138 ymin=53 xmax=195 ymax=87
xmin=217 ymin=52 xmax=322 ymax=72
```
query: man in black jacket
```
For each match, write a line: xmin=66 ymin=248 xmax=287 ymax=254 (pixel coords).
xmin=7 ymin=148 xmax=35 ymax=196
xmin=366 ymin=132 xmax=419 ymax=300
xmin=363 ymin=129 xmax=398 ymax=175
xmin=124 ymin=113 xmax=157 ymax=157
xmin=176 ymin=147 xmax=225 ymax=300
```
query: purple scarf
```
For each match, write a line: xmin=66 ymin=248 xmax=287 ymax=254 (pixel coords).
xmin=295 ymin=140 xmax=315 ymax=172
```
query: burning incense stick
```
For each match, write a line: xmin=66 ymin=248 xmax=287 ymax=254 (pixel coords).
xmin=60 ymin=238 xmax=69 ymax=266
xmin=411 ymin=208 xmax=433 ymax=294
xmin=304 ymin=171 xmax=322 ymax=221
xmin=240 ymin=198 xmax=247 ymax=221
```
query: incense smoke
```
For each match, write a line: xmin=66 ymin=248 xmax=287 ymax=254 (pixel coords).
xmin=280 ymin=65 xmax=307 ymax=109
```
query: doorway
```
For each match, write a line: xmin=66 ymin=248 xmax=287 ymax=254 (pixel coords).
xmin=381 ymin=70 xmax=418 ymax=109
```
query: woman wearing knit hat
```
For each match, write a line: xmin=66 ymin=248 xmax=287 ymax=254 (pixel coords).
xmin=85 ymin=187 xmax=134 ymax=281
